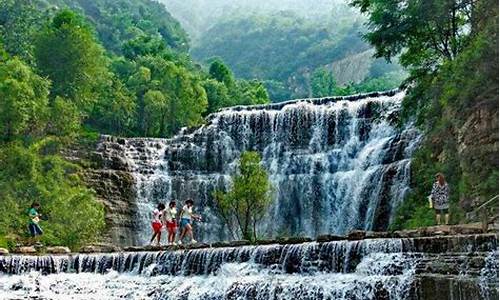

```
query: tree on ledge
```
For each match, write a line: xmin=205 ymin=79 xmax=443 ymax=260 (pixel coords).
xmin=214 ymin=151 xmax=272 ymax=241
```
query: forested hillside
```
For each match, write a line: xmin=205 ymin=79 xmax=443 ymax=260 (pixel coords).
xmin=165 ymin=0 xmax=405 ymax=101
xmin=0 ymin=0 xmax=269 ymax=249
xmin=350 ymin=0 xmax=499 ymax=228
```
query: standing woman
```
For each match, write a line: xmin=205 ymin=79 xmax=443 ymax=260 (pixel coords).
xmin=178 ymin=199 xmax=202 ymax=245
xmin=163 ymin=201 xmax=178 ymax=245
xmin=430 ymin=173 xmax=450 ymax=225
xmin=150 ymin=203 xmax=165 ymax=246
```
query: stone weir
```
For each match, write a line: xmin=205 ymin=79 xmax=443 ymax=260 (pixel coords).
xmin=0 ymin=233 xmax=498 ymax=300
xmin=81 ymin=90 xmax=421 ymax=246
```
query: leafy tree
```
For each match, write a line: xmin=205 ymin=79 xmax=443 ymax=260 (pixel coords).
xmin=88 ymin=77 xmax=136 ymax=136
xmin=122 ymin=34 xmax=166 ymax=60
xmin=214 ymin=151 xmax=273 ymax=241
xmin=128 ymin=56 xmax=208 ymax=136
xmin=209 ymin=59 xmax=234 ymax=88
xmin=203 ymin=79 xmax=230 ymax=114
xmin=311 ymin=67 xmax=337 ymax=97
xmin=34 ymin=9 xmax=107 ymax=112
xmin=0 ymin=57 xmax=49 ymax=142
xmin=0 ymin=0 xmax=45 ymax=63
xmin=38 ymin=0 xmax=189 ymax=54
xmin=351 ymin=0 xmax=474 ymax=70
xmin=0 ymin=141 xmax=105 ymax=249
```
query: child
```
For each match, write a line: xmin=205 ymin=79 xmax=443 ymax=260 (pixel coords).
xmin=163 ymin=201 xmax=178 ymax=245
xmin=28 ymin=202 xmax=43 ymax=245
xmin=178 ymin=199 xmax=202 ymax=245
xmin=150 ymin=203 xmax=165 ymax=246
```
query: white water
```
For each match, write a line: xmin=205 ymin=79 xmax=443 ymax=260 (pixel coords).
xmin=97 ymin=91 xmax=421 ymax=245
xmin=0 ymin=253 xmax=415 ymax=300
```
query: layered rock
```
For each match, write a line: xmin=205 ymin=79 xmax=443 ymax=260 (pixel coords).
xmin=83 ymin=91 xmax=420 ymax=245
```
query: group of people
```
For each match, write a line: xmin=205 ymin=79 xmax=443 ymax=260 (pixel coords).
xmin=23 ymin=175 xmax=449 ymax=247
xmin=150 ymin=199 xmax=202 ymax=246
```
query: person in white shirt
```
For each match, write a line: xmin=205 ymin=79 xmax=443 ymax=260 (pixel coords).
xmin=162 ymin=201 xmax=178 ymax=245
xmin=150 ymin=203 xmax=165 ymax=246
xmin=178 ymin=199 xmax=201 ymax=244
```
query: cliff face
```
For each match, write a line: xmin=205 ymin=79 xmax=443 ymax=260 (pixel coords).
xmin=456 ymin=102 xmax=499 ymax=200
xmin=66 ymin=138 xmax=138 ymax=247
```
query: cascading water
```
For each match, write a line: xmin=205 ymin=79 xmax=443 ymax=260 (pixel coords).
xmin=0 ymin=235 xmax=498 ymax=299
xmin=97 ymin=90 xmax=421 ymax=245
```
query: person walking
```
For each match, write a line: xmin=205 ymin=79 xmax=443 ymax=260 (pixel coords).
xmin=429 ymin=173 xmax=450 ymax=225
xmin=163 ymin=201 xmax=178 ymax=245
xmin=178 ymin=199 xmax=202 ymax=245
xmin=28 ymin=202 xmax=43 ymax=245
xmin=150 ymin=203 xmax=165 ymax=246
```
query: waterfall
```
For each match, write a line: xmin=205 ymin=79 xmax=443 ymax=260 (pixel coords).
xmin=1 ymin=236 xmax=498 ymax=299
xmin=97 ymin=90 xmax=420 ymax=244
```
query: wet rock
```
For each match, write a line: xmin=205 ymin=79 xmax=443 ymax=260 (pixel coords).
xmin=316 ymin=234 xmax=345 ymax=242
xmin=276 ymin=237 xmax=313 ymax=244
xmin=210 ymin=241 xmax=231 ymax=248
xmin=13 ymin=246 xmax=36 ymax=254
xmin=0 ymin=248 xmax=9 ymax=255
xmin=255 ymin=239 xmax=279 ymax=245
xmin=80 ymin=243 xmax=121 ymax=253
xmin=46 ymin=246 xmax=70 ymax=254
xmin=347 ymin=230 xmax=366 ymax=240
xmin=392 ymin=229 xmax=421 ymax=238
xmin=365 ymin=231 xmax=391 ymax=239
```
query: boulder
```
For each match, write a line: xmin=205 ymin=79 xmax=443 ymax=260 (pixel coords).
xmin=228 ymin=240 xmax=251 ymax=247
xmin=347 ymin=230 xmax=366 ymax=240
xmin=276 ymin=237 xmax=312 ymax=244
xmin=80 ymin=243 xmax=121 ymax=253
xmin=46 ymin=246 xmax=71 ymax=254
xmin=0 ymin=248 xmax=9 ymax=255
xmin=365 ymin=231 xmax=391 ymax=239
xmin=316 ymin=234 xmax=345 ymax=242
xmin=14 ymin=246 xmax=37 ymax=254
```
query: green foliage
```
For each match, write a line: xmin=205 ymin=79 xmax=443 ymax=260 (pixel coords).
xmin=34 ymin=9 xmax=108 ymax=111
xmin=0 ymin=141 xmax=105 ymax=249
xmin=359 ymin=0 xmax=500 ymax=229
xmin=193 ymin=11 xmax=403 ymax=101
xmin=40 ymin=0 xmax=189 ymax=53
xmin=0 ymin=0 xmax=45 ymax=63
xmin=351 ymin=0 xmax=471 ymax=70
xmin=311 ymin=67 xmax=337 ymax=97
xmin=209 ymin=59 xmax=234 ymax=88
xmin=0 ymin=57 xmax=50 ymax=142
xmin=214 ymin=151 xmax=273 ymax=241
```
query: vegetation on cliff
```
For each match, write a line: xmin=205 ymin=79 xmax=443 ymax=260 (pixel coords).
xmin=214 ymin=152 xmax=273 ymax=241
xmin=351 ymin=0 xmax=499 ymax=228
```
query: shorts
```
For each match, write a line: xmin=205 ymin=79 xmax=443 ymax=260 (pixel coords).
xmin=152 ymin=221 xmax=162 ymax=233
xmin=29 ymin=223 xmax=43 ymax=237
xmin=180 ymin=218 xmax=191 ymax=229
xmin=166 ymin=221 xmax=177 ymax=232
xmin=435 ymin=208 xmax=449 ymax=214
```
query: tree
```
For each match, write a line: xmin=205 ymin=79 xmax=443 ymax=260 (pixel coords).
xmin=203 ymin=79 xmax=230 ymax=114
xmin=311 ymin=67 xmax=337 ymax=97
xmin=214 ymin=151 xmax=273 ymax=241
xmin=0 ymin=0 xmax=44 ymax=63
xmin=0 ymin=141 xmax=105 ymax=249
xmin=131 ymin=56 xmax=208 ymax=136
xmin=209 ymin=59 xmax=234 ymax=88
xmin=34 ymin=9 xmax=107 ymax=112
xmin=0 ymin=57 xmax=49 ymax=142
xmin=88 ymin=76 xmax=136 ymax=136
xmin=350 ymin=0 xmax=474 ymax=70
